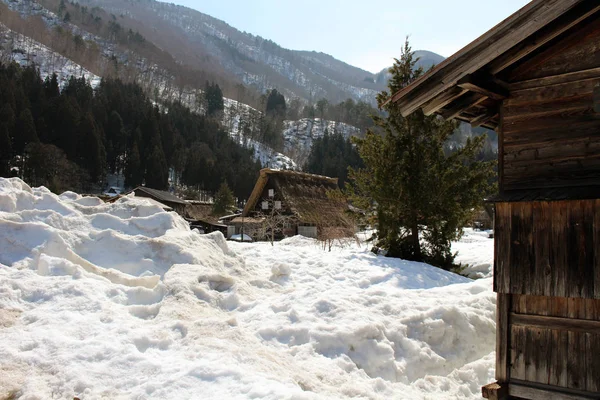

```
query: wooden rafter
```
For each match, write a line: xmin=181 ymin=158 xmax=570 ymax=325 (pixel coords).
xmin=470 ymin=108 xmax=500 ymax=128
xmin=457 ymin=75 xmax=509 ymax=100
xmin=422 ymin=87 xmax=468 ymax=116
xmin=441 ymin=93 xmax=488 ymax=120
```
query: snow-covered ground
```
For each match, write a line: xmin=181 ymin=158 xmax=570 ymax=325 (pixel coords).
xmin=0 ymin=178 xmax=496 ymax=399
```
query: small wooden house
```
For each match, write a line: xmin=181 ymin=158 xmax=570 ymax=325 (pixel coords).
xmin=233 ymin=168 xmax=354 ymax=240
xmin=390 ymin=1 xmax=600 ymax=398
xmin=133 ymin=186 xmax=188 ymax=214
xmin=183 ymin=200 xmax=228 ymax=235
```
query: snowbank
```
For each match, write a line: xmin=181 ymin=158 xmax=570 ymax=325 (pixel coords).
xmin=0 ymin=178 xmax=496 ymax=399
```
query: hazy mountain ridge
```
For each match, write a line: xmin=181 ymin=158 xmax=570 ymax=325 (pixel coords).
xmin=73 ymin=0 xmax=388 ymax=104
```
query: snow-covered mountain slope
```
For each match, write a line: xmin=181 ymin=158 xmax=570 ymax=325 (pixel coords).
xmin=283 ymin=118 xmax=361 ymax=167
xmin=72 ymin=0 xmax=385 ymax=104
xmin=0 ymin=177 xmax=496 ymax=399
xmin=0 ymin=26 xmax=101 ymax=87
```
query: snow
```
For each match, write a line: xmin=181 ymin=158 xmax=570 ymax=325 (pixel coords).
xmin=452 ymin=229 xmax=494 ymax=279
xmin=0 ymin=177 xmax=496 ymax=399
xmin=0 ymin=26 xmax=102 ymax=89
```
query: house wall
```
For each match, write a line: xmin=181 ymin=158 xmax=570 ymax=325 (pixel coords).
xmin=501 ymin=17 xmax=600 ymax=191
xmin=493 ymin=201 xmax=600 ymax=397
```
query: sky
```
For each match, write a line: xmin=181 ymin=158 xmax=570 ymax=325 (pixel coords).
xmin=171 ymin=0 xmax=531 ymax=73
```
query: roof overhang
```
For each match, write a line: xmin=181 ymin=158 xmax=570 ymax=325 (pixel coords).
xmin=389 ymin=0 xmax=600 ymax=129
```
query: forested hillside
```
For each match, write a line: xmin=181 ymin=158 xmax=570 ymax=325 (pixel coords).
xmin=0 ymin=62 xmax=261 ymax=197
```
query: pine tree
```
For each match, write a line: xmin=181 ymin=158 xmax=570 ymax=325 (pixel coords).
xmin=144 ymin=145 xmax=168 ymax=190
xmin=14 ymin=109 xmax=39 ymax=154
xmin=0 ymin=125 xmax=12 ymax=176
xmin=204 ymin=82 xmax=224 ymax=117
xmin=348 ymin=39 xmax=495 ymax=270
xmin=125 ymin=142 xmax=142 ymax=188
xmin=212 ymin=182 xmax=235 ymax=215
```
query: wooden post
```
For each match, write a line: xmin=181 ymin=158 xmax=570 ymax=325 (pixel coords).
xmin=496 ymin=293 xmax=511 ymax=383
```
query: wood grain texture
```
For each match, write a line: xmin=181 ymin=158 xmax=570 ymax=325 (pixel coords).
xmin=495 ymin=201 xmax=599 ymax=299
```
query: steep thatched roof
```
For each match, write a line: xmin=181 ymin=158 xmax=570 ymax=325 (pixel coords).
xmin=242 ymin=169 xmax=353 ymax=228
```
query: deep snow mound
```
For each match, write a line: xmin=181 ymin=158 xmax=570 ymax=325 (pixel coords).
xmin=0 ymin=178 xmax=496 ymax=399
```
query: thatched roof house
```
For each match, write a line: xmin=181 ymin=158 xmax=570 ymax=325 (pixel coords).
xmin=234 ymin=169 xmax=355 ymax=239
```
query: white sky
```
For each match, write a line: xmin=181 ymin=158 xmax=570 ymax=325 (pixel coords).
xmin=171 ymin=0 xmax=531 ymax=73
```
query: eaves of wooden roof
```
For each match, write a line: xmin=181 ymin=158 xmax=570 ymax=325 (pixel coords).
xmin=389 ymin=0 xmax=600 ymax=129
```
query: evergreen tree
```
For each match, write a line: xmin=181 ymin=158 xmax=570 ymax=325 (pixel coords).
xmin=145 ymin=145 xmax=168 ymax=190
xmin=212 ymin=182 xmax=235 ymax=215
xmin=125 ymin=142 xmax=142 ymax=188
xmin=14 ymin=109 xmax=39 ymax=154
xmin=348 ymin=39 xmax=495 ymax=270
xmin=78 ymin=112 xmax=105 ymax=182
xmin=204 ymin=81 xmax=224 ymax=117
xmin=0 ymin=125 xmax=12 ymax=176
xmin=265 ymin=89 xmax=286 ymax=116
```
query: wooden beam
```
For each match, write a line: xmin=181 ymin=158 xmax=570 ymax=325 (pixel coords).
xmin=440 ymin=92 xmax=488 ymax=120
xmin=469 ymin=108 xmax=499 ymax=128
xmin=509 ymin=380 xmax=600 ymax=400
xmin=511 ymin=313 xmax=600 ymax=334
xmin=391 ymin=0 xmax=582 ymax=116
xmin=510 ymin=66 xmax=600 ymax=91
xmin=482 ymin=382 xmax=509 ymax=400
xmin=488 ymin=3 xmax=600 ymax=75
xmin=496 ymin=294 xmax=511 ymax=382
xmin=458 ymin=75 xmax=509 ymax=100
xmin=422 ymin=87 xmax=468 ymax=115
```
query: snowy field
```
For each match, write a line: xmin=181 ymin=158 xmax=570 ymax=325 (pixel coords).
xmin=0 ymin=178 xmax=495 ymax=399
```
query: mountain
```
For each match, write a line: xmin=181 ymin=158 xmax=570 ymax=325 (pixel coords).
xmin=55 ymin=0 xmax=385 ymax=104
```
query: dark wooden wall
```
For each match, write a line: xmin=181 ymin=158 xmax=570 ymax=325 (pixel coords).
xmin=497 ymin=294 xmax=600 ymax=394
xmin=495 ymin=201 xmax=600 ymax=299
xmin=500 ymin=16 xmax=600 ymax=192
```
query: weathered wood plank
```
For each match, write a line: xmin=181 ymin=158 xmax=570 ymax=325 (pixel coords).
xmin=551 ymin=203 xmax=569 ymax=299
xmin=505 ymin=78 xmax=599 ymax=107
xmin=549 ymin=329 xmax=569 ymax=387
xmin=550 ymin=296 xmax=569 ymax=319
xmin=510 ymin=325 xmax=526 ymax=381
xmin=511 ymin=313 xmax=600 ymax=333
xmin=490 ymin=3 xmax=600 ymax=75
xmin=524 ymin=327 xmax=538 ymax=383
xmin=494 ymin=203 xmax=511 ymax=294
xmin=509 ymin=380 xmax=600 ymax=400
xmin=585 ymin=333 xmax=600 ymax=392
xmin=509 ymin=67 xmax=600 ymax=91
xmin=595 ymin=199 xmax=600 ymax=300
xmin=508 ymin=12 xmax=600 ymax=82
xmin=496 ymin=293 xmax=510 ymax=382
xmin=567 ymin=331 xmax=587 ymax=390
xmin=534 ymin=203 xmax=551 ymax=297
xmin=509 ymin=203 xmax=534 ymax=294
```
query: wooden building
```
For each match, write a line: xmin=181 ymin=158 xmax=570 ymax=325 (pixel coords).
xmin=234 ymin=168 xmax=354 ymax=240
xmin=389 ymin=1 xmax=600 ymax=398
xmin=132 ymin=186 xmax=188 ymax=214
